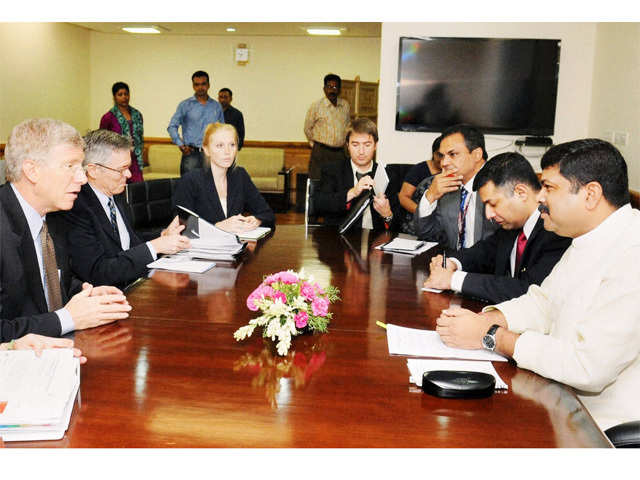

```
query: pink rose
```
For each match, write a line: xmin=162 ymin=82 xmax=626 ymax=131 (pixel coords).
xmin=294 ymin=311 xmax=308 ymax=328
xmin=264 ymin=273 xmax=280 ymax=285
xmin=300 ymin=282 xmax=315 ymax=301
xmin=272 ymin=290 xmax=287 ymax=304
xmin=246 ymin=294 xmax=260 ymax=311
xmin=246 ymin=285 xmax=276 ymax=311
xmin=311 ymin=297 xmax=329 ymax=317
xmin=313 ymin=282 xmax=325 ymax=295
xmin=279 ymin=271 xmax=299 ymax=284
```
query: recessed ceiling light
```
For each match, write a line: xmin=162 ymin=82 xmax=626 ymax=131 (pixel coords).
xmin=307 ymin=28 xmax=341 ymax=36
xmin=122 ymin=27 xmax=161 ymax=34
xmin=226 ymin=27 xmax=236 ymax=32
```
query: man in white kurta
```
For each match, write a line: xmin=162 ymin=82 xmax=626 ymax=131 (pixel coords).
xmin=434 ymin=138 xmax=640 ymax=432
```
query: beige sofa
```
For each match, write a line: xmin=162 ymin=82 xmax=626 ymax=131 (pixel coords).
xmin=143 ymin=144 xmax=181 ymax=180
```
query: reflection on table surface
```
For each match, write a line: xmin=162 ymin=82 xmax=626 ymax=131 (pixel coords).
xmin=8 ymin=225 xmax=610 ymax=447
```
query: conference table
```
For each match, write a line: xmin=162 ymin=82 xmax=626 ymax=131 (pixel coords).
xmin=9 ymin=225 xmax=610 ymax=448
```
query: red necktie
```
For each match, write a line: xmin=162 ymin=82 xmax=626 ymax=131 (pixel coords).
xmin=515 ymin=230 xmax=527 ymax=273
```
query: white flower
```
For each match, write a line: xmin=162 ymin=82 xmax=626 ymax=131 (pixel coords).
xmin=233 ymin=324 xmax=256 ymax=341
xmin=291 ymin=295 xmax=308 ymax=311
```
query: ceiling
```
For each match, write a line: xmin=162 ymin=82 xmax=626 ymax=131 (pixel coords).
xmin=70 ymin=22 xmax=381 ymax=38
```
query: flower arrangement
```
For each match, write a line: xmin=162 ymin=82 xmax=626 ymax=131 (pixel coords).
xmin=233 ymin=270 xmax=340 ymax=356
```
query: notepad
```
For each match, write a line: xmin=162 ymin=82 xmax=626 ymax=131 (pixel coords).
xmin=407 ymin=358 xmax=508 ymax=390
xmin=386 ymin=323 xmax=508 ymax=362
xmin=147 ymin=254 xmax=216 ymax=273
xmin=238 ymin=227 xmax=271 ymax=241
xmin=378 ymin=238 xmax=438 ymax=255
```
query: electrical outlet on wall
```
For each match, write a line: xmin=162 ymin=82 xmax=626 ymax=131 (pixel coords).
xmin=614 ymin=131 xmax=629 ymax=147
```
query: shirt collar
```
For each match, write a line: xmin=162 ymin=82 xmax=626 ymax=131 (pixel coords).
xmin=10 ymin=183 xmax=44 ymax=240
xmin=89 ymin=182 xmax=113 ymax=209
xmin=522 ymin=208 xmax=540 ymax=239
xmin=350 ymin=159 xmax=374 ymax=175
xmin=463 ymin=175 xmax=476 ymax=194
xmin=572 ymin=203 xmax=632 ymax=249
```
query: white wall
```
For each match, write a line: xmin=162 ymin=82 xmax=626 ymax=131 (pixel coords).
xmin=377 ymin=23 xmax=598 ymax=170
xmin=589 ymin=23 xmax=640 ymax=190
xmin=0 ymin=23 xmax=90 ymax=140
xmin=88 ymin=32 xmax=381 ymax=142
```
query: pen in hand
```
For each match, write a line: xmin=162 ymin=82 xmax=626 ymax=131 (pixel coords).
xmin=442 ymin=252 xmax=447 ymax=269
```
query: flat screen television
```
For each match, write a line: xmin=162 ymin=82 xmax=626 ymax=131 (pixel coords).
xmin=395 ymin=37 xmax=561 ymax=136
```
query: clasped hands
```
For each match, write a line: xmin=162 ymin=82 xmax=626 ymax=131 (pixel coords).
xmin=216 ymin=214 xmax=261 ymax=234
xmin=423 ymin=254 xmax=457 ymax=290
xmin=65 ymin=283 xmax=131 ymax=331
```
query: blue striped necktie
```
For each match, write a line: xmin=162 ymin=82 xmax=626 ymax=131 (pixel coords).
xmin=108 ymin=198 xmax=120 ymax=239
xmin=457 ymin=187 xmax=469 ymax=249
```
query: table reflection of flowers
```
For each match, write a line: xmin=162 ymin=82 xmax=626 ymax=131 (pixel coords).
xmin=233 ymin=270 xmax=340 ymax=355
xmin=233 ymin=339 xmax=327 ymax=409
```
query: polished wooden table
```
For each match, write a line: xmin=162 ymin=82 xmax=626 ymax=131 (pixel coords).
xmin=10 ymin=226 xmax=610 ymax=447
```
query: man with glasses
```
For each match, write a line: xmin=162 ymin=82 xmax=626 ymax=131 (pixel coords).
xmin=1 ymin=119 xmax=132 ymax=342
xmin=304 ymin=73 xmax=351 ymax=180
xmin=168 ymin=70 xmax=225 ymax=175
xmin=50 ymin=129 xmax=191 ymax=289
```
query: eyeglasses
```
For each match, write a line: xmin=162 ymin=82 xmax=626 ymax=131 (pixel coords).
xmin=91 ymin=163 xmax=130 ymax=176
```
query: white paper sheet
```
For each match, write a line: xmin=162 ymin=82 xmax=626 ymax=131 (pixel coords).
xmin=386 ymin=323 xmax=508 ymax=362
xmin=373 ymin=161 xmax=389 ymax=195
xmin=147 ymin=254 xmax=216 ymax=273
xmin=407 ymin=358 xmax=508 ymax=390
xmin=377 ymin=240 xmax=438 ymax=256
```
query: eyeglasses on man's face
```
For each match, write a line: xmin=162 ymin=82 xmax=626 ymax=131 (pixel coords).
xmin=91 ymin=163 xmax=131 ymax=176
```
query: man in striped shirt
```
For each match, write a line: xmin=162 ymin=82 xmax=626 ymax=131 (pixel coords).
xmin=304 ymin=73 xmax=351 ymax=180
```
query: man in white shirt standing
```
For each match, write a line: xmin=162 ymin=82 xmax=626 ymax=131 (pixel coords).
xmin=415 ymin=124 xmax=498 ymax=248
xmin=435 ymin=138 xmax=640 ymax=432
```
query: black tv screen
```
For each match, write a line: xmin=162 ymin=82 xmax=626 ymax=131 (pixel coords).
xmin=395 ymin=37 xmax=561 ymax=136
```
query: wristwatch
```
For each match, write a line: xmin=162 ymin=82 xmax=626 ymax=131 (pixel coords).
xmin=482 ymin=324 xmax=500 ymax=351
xmin=383 ymin=214 xmax=393 ymax=223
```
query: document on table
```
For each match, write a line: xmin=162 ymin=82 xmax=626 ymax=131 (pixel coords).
xmin=147 ymin=254 xmax=216 ymax=273
xmin=378 ymin=238 xmax=438 ymax=255
xmin=386 ymin=323 xmax=508 ymax=362
xmin=238 ymin=227 xmax=271 ymax=241
xmin=0 ymin=349 xmax=80 ymax=441
xmin=407 ymin=358 xmax=508 ymax=390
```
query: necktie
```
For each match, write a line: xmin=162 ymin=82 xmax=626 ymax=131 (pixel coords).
xmin=457 ymin=187 xmax=469 ymax=249
xmin=355 ymin=171 xmax=372 ymax=181
xmin=515 ymin=230 xmax=527 ymax=273
xmin=108 ymin=198 xmax=120 ymax=239
xmin=41 ymin=220 xmax=63 ymax=311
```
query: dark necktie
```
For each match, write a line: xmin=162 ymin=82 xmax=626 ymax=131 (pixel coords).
xmin=41 ymin=220 xmax=63 ymax=311
xmin=355 ymin=171 xmax=372 ymax=182
xmin=515 ymin=230 xmax=527 ymax=273
xmin=108 ymin=198 xmax=120 ymax=239
xmin=457 ymin=187 xmax=469 ymax=249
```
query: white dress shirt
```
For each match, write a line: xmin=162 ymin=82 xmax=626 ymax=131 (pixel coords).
xmin=486 ymin=204 xmax=640 ymax=430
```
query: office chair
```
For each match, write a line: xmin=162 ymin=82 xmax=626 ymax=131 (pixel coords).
xmin=304 ymin=177 xmax=323 ymax=229
xmin=605 ymin=421 xmax=640 ymax=448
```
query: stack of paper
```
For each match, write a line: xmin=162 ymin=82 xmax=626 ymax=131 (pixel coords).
xmin=386 ymin=323 xmax=508 ymax=362
xmin=0 ymin=349 xmax=80 ymax=441
xmin=378 ymin=237 xmax=438 ymax=255
xmin=147 ymin=254 xmax=216 ymax=273
xmin=407 ymin=358 xmax=508 ymax=390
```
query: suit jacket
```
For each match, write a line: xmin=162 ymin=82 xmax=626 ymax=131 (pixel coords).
xmin=449 ymin=216 xmax=572 ymax=303
xmin=414 ymin=187 xmax=498 ymax=248
xmin=0 ymin=184 xmax=82 ymax=341
xmin=48 ymin=183 xmax=152 ymax=289
xmin=173 ymin=166 xmax=275 ymax=228
xmin=314 ymin=159 xmax=401 ymax=231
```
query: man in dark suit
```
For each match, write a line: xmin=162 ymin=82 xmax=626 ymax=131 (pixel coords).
xmin=50 ymin=129 xmax=191 ymax=289
xmin=314 ymin=117 xmax=401 ymax=231
xmin=0 ymin=118 xmax=131 ymax=342
xmin=218 ymin=88 xmax=245 ymax=150
xmin=415 ymin=124 xmax=498 ymax=248
xmin=423 ymin=152 xmax=571 ymax=303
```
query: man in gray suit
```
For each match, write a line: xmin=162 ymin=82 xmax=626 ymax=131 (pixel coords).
xmin=415 ymin=125 xmax=498 ymax=248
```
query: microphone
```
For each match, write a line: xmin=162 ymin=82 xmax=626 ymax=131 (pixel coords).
xmin=538 ymin=204 xmax=550 ymax=214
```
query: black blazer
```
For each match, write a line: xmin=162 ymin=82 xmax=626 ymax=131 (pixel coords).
xmin=314 ymin=159 xmax=401 ymax=231
xmin=173 ymin=166 xmax=275 ymax=228
xmin=48 ymin=183 xmax=153 ymax=289
xmin=448 ymin=216 xmax=571 ymax=303
xmin=0 ymin=184 xmax=82 ymax=341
